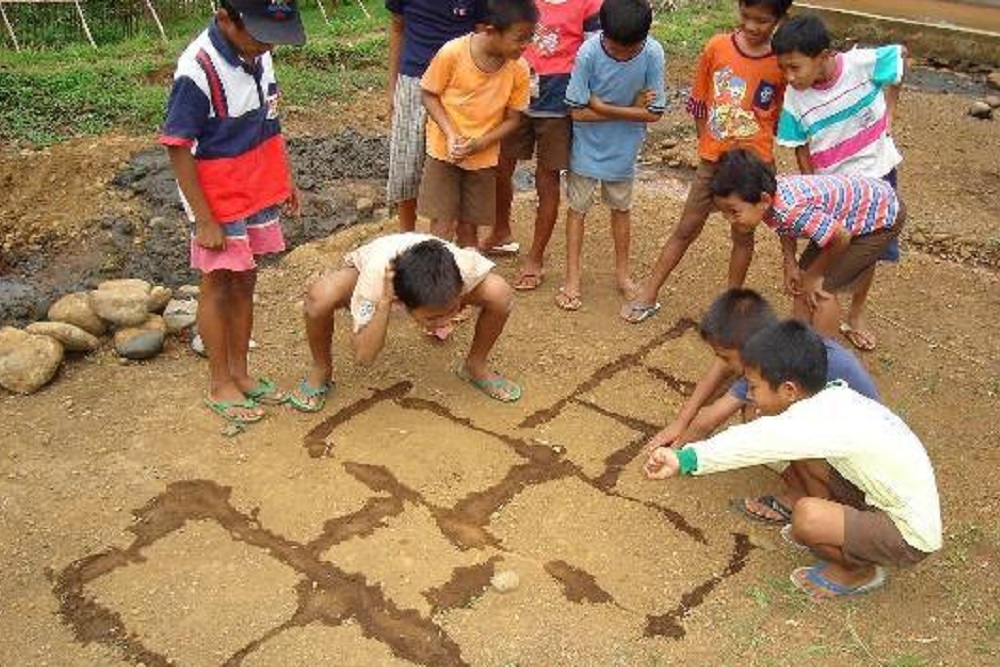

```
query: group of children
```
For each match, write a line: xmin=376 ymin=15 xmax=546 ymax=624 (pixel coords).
xmin=160 ymin=0 xmax=940 ymax=602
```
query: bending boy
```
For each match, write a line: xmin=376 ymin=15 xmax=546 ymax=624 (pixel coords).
xmin=646 ymin=320 xmax=941 ymax=600
xmin=289 ymin=234 xmax=521 ymax=410
xmin=647 ymin=288 xmax=879 ymax=524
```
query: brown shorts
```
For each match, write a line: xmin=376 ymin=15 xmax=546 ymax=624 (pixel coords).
xmin=500 ymin=116 xmax=571 ymax=172
xmin=417 ymin=156 xmax=497 ymax=226
xmin=799 ymin=203 xmax=907 ymax=292
xmin=829 ymin=468 xmax=929 ymax=568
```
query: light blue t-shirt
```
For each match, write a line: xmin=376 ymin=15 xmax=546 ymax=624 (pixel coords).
xmin=565 ymin=33 xmax=666 ymax=181
xmin=730 ymin=338 xmax=880 ymax=403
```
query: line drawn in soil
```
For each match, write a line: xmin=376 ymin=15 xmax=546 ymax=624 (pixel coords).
xmin=53 ymin=317 xmax=754 ymax=664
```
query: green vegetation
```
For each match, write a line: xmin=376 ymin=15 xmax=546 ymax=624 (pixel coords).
xmin=0 ymin=3 xmax=387 ymax=145
xmin=0 ymin=1 xmax=735 ymax=146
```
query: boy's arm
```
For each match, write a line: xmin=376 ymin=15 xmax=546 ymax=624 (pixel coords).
xmin=422 ymin=90 xmax=460 ymax=153
xmin=167 ymin=146 xmax=224 ymax=250
xmin=647 ymin=358 xmax=735 ymax=450
xmin=681 ymin=393 xmax=745 ymax=446
xmin=387 ymin=11 xmax=405 ymax=112
xmin=585 ymin=92 xmax=663 ymax=122
xmin=351 ymin=267 xmax=395 ymax=365
xmin=780 ymin=235 xmax=802 ymax=296
xmin=794 ymin=145 xmax=815 ymax=174
xmin=464 ymin=107 xmax=523 ymax=157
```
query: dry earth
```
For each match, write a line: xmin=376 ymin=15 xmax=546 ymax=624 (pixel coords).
xmin=1 ymin=71 xmax=1000 ymax=667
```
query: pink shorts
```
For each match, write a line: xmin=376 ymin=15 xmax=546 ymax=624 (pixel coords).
xmin=190 ymin=205 xmax=285 ymax=273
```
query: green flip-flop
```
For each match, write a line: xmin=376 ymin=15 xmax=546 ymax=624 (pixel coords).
xmin=287 ymin=378 xmax=334 ymax=413
xmin=244 ymin=377 xmax=287 ymax=405
xmin=205 ymin=397 xmax=265 ymax=424
xmin=455 ymin=366 xmax=522 ymax=403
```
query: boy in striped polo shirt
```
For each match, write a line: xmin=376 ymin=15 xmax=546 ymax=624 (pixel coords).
xmin=709 ymin=149 xmax=904 ymax=342
xmin=160 ymin=0 xmax=304 ymax=423
xmin=772 ymin=14 xmax=906 ymax=351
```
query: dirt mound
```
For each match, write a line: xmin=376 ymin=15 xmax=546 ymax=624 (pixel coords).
xmin=0 ymin=131 xmax=389 ymax=326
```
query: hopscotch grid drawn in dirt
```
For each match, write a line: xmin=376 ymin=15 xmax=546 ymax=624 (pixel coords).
xmin=53 ymin=317 xmax=756 ymax=666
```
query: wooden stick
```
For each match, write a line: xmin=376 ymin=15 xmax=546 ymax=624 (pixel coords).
xmin=143 ymin=0 xmax=168 ymax=43
xmin=0 ymin=2 xmax=20 ymax=52
xmin=73 ymin=0 xmax=96 ymax=48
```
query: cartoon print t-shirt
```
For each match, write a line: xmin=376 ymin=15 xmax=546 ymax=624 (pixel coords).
xmin=687 ymin=33 xmax=784 ymax=162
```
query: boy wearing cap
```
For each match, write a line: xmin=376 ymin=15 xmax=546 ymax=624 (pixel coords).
xmin=159 ymin=0 xmax=305 ymax=424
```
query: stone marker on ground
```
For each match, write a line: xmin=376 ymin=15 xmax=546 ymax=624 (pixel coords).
xmin=0 ymin=327 xmax=64 ymax=394
xmin=114 ymin=328 xmax=166 ymax=360
xmin=969 ymin=101 xmax=994 ymax=119
xmin=90 ymin=289 xmax=151 ymax=328
xmin=986 ymin=95 xmax=1000 ymax=109
xmin=491 ymin=570 xmax=520 ymax=593
xmin=25 ymin=322 xmax=100 ymax=352
xmin=48 ymin=292 xmax=107 ymax=337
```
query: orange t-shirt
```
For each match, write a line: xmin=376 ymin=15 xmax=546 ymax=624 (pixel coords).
xmin=688 ymin=33 xmax=784 ymax=163
xmin=420 ymin=34 xmax=530 ymax=171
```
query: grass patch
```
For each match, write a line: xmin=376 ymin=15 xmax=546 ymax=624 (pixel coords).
xmin=0 ymin=3 xmax=387 ymax=146
xmin=652 ymin=0 xmax=737 ymax=57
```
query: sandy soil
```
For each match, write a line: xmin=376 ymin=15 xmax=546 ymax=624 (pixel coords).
xmin=2 ymin=73 xmax=1000 ymax=666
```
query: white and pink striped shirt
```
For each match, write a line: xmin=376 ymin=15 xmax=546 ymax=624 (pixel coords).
xmin=777 ymin=46 xmax=904 ymax=178
xmin=765 ymin=174 xmax=900 ymax=247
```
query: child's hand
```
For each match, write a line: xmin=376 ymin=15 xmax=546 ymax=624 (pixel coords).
xmin=195 ymin=219 xmax=225 ymax=250
xmin=284 ymin=186 xmax=302 ymax=217
xmin=783 ymin=264 xmax=802 ymax=297
xmin=644 ymin=446 xmax=680 ymax=480
xmin=802 ymin=275 xmax=832 ymax=312
xmin=644 ymin=421 xmax=683 ymax=455
xmin=632 ymin=88 xmax=657 ymax=109
xmin=450 ymin=135 xmax=476 ymax=161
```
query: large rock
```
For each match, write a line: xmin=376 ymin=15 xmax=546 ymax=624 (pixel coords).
xmin=163 ymin=299 xmax=198 ymax=333
xmin=89 ymin=289 xmax=150 ymax=328
xmin=25 ymin=321 xmax=100 ymax=352
xmin=986 ymin=95 xmax=1000 ymax=109
xmin=0 ymin=327 xmax=64 ymax=394
xmin=98 ymin=278 xmax=151 ymax=294
xmin=147 ymin=285 xmax=173 ymax=313
xmin=988 ymin=71 xmax=1000 ymax=91
xmin=114 ymin=328 xmax=165 ymax=360
xmin=47 ymin=292 xmax=107 ymax=336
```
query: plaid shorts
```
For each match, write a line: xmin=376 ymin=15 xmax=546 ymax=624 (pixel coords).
xmin=386 ymin=75 xmax=427 ymax=205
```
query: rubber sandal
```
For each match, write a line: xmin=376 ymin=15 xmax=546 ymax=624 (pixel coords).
xmin=483 ymin=241 xmax=520 ymax=256
xmin=790 ymin=563 xmax=887 ymax=601
xmin=513 ymin=270 xmax=544 ymax=291
xmin=287 ymin=378 xmax=334 ymax=413
xmin=621 ymin=301 xmax=661 ymax=324
xmin=244 ymin=377 xmax=287 ymax=405
xmin=839 ymin=322 xmax=876 ymax=351
xmin=730 ymin=495 xmax=793 ymax=525
xmin=204 ymin=397 xmax=264 ymax=424
xmin=555 ymin=288 xmax=582 ymax=311
xmin=455 ymin=366 xmax=522 ymax=403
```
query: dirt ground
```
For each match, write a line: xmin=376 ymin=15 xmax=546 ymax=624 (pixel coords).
xmin=2 ymin=66 xmax=1000 ymax=666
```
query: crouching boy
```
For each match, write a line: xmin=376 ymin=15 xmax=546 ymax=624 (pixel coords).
xmin=645 ymin=320 xmax=941 ymax=600
xmin=289 ymin=233 xmax=521 ymax=410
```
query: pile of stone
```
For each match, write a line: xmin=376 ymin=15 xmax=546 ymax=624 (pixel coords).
xmin=0 ymin=279 xmax=200 ymax=395
xmin=969 ymin=74 xmax=1000 ymax=120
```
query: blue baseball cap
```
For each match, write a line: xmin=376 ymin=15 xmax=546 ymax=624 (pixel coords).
xmin=227 ymin=0 xmax=306 ymax=46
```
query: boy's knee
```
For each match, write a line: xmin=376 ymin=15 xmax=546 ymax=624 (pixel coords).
xmin=303 ymin=283 xmax=334 ymax=321
xmin=791 ymin=498 xmax=828 ymax=543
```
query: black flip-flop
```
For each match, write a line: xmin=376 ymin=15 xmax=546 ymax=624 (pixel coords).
xmin=729 ymin=495 xmax=793 ymax=525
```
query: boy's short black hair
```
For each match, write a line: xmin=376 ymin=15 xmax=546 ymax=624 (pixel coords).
xmin=741 ymin=0 xmax=794 ymax=19
xmin=485 ymin=0 xmax=539 ymax=31
xmin=600 ymin=0 xmax=653 ymax=46
xmin=710 ymin=148 xmax=777 ymax=203
xmin=699 ymin=288 xmax=779 ymax=350
xmin=392 ymin=240 xmax=463 ymax=310
xmin=742 ymin=320 xmax=828 ymax=393
xmin=771 ymin=14 xmax=831 ymax=57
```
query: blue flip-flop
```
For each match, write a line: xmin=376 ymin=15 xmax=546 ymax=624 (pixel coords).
xmin=622 ymin=301 xmax=661 ymax=324
xmin=790 ymin=562 xmax=887 ymax=601
xmin=287 ymin=378 xmax=334 ymax=413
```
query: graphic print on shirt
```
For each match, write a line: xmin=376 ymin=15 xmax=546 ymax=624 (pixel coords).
xmin=708 ymin=66 xmax=760 ymax=140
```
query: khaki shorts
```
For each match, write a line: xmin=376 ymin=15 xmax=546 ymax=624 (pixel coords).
xmin=500 ymin=116 xmax=571 ymax=172
xmin=829 ymin=468 xmax=929 ymax=568
xmin=566 ymin=172 xmax=634 ymax=213
xmin=417 ymin=156 xmax=497 ymax=226
xmin=671 ymin=159 xmax=718 ymax=239
xmin=799 ymin=203 xmax=907 ymax=292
